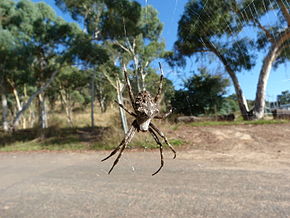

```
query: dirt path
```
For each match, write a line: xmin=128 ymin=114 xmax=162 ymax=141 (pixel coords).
xmin=1 ymin=150 xmax=290 ymax=218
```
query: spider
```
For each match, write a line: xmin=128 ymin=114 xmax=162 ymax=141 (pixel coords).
xmin=101 ymin=62 xmax=176 ymax=176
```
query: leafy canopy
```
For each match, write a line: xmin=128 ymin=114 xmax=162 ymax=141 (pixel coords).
xmin=172 ymin=69 xmax=230 ymax=116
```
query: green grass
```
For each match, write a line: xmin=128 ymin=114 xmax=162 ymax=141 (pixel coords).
xmin=0 ymin=125 xmax=185 ymax=152
xmin=0 ymin=139 xmax=185 ymax=152
xmin=0 ymin=141 xmax=87 ymax=152
xmin=189 ymin=119 xmax=289 ymax=127
xmin=0 ymin=107 xmax=287 ymax=152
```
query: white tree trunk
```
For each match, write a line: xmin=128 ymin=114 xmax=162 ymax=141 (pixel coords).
xmin=12 ymin=70 xmax=57 ymax=129
xmin=38 ymin=94 xmax=48 ymax=129
xmin=117 ymin=79 xmax=128 ymax=134
xmin=253 ymin=30 xmax=290 ymax=119
xmin=11 ymin=87 xmax=27 ymax=129
xmin=60 ymin=90 xmax=73 ymax=127
xmin=208 ymin=43 xmax=250 ymax=119
xmin=1 ymin=90 xmax=9 ymax=132
xmin=133 ymin=56 xmax=141 ymax=92
xmin=91 ymin=73 xmax=95 ymax=128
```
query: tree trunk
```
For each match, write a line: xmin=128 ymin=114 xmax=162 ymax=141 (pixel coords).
xmin=133 ymin=56 xmax=141 ymax=92
xmin=59 ymin=90 xmax=73 ymax=127
xmin=38 ymin=93 xmax=48 ymax=129
xmin=1 ymin=87 xmax=9 ymax=132
xmin=140 ymin=69 xmax=146 ymax=91
xmin=91 ymin=73 xmax=95 ymax=128
xmin=253 ymin=30 xmax=290 ymax=119
xmin=117 ymin=79 xmax=128 ymax=134
xmin=208 ymin=43 xmax=250 ymax=120
xmin=12 ymin=70 xmax=57 ymax=129
xmin=97 ymin=88 xmax=106 ymax=113
xmin=11 ymin=86 xmax=27 ymax=129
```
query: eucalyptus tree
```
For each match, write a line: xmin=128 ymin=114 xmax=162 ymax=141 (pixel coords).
xmin=173 ymin=0 xmax=290 ymax=120
xmin=172 ymin=0 xmax=254 ymax=120
xmin=241 ymin=0 xmax=290 ymax=119
xmin=105 ymin=5 xmax=165 ymax=92
xmin=55 ymin=0 xmax=132 ymax=131
xmin=0 ymin=0 xmax=25 ymax=131
xmin=56 ymin=0 xmax=110 ymax=128
xmin=50 ymin=66 xmax=90 ymax=126
xmin=10 ymin=0 xmax=85 ymax=129
xmin=97 ymin=42 xmax=130 ymax=133
xmin=0 ymin=0 xmax=103 ymax=130
xmin=0 ymin=30 xmax=16 ymax=131
xmin=56 ymin=0 xmax=167 ymax=132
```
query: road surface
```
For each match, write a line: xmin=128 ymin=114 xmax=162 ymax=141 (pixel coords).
xmin=1 ymin=151 xmax=290 ymax=217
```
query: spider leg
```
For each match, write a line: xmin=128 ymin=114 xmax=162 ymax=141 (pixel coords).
xmin=101 ymin=138 xmax=124 ymax=162
xmin=154 ymin=108 xmax=173 ymax=119
xmin=154 ymin=62 xmax=164 ymax=103
xmin=150 ymin=122 xmax=176 ymax=159
xmin=102 ymin=122 xmax=137 ymax=174
xmin=114 ymin=100 xmax=136 ymax=117
xmin=123 ymin=65 xmax=136 ymax=110
xmin=149 ymin=128 xmax=164 ymax=176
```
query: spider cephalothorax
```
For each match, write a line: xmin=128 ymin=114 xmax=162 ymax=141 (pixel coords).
xmin=102 ymin=63 xmax=176 ymax=176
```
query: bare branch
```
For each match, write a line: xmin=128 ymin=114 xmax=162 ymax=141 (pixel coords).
xmin=123 ymin=65 xmax=136 ymax=110
xmin=12 ymin=70 xmax=58 ymax=129
xmin=103 ymin=71 xmax=117 ymax=90
xmin=154 ymin=62 xmax=164 ymax=103
xmin=113 ymin=40 xmax=131 ymax=54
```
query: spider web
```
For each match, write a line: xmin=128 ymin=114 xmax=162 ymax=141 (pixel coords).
xmin=167 ymin=0 xmax=290 ymax=115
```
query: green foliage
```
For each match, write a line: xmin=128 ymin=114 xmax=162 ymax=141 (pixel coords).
xmin=172 ymin=69 xmax=230 ymax=116
xmin=277 ymin=90 xmax=290 ymax=105
xmin=241 ymin=0 xmax=290 ymax=68
xmin=144 ymin=71 xmax=175 ymax=110
xmin=219 ymin=94 xmax=239 ymax=115
xmin=174 ymin=0 xmax=256 ymax=71
xmin=100 ymin=0 xmax=142 ymax=40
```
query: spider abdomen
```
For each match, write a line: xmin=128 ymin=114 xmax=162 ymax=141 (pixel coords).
xmin=135 ymin=91 xmax=159 ymax=131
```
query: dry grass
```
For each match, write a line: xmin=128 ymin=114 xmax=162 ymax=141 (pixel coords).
xmin=0 ymin=107 xmax=184 ymax=152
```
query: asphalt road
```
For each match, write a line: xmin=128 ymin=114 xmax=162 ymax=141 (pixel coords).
xmin=1 ymin=151 xmax=290 ymax=218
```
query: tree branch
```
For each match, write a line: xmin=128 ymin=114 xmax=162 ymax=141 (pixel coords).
xmin=12 ymin=70 xmax=59 ymax=129
xmin=277 ymin=0 xmax=290 ymax=27
xmin=205 ymin=40 xmax=250 ymax=117
xmin=113 ymin=40 xmax=131 ymax=54
xmin=253 ymin=18 xmax=275 ymax=43
xmin=103 ymin=71 xmax=117 ymax=90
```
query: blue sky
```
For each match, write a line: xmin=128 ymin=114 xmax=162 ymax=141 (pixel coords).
xmin=32 ymin=0 xmax=289 ymax=101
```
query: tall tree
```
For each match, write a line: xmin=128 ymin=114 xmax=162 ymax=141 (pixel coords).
xmin=108 ymin=5 xmax=165 ymax=92
xmin=241 ymin=0 xmax=290 ymax=119
xmin=172 ymin=0 xmax=290 ymax=120
xmin=55 ymin=0 xmax=119 ymax=128
xmin=56 ymin=0 xmax=166 ymax=133
xmin=9 ymin=0 xmax=82 ymax=129
xmin=0 ymin=0 xmax=105 ymax=130
xmin=172 ymin=0 xmax=253 ymax=119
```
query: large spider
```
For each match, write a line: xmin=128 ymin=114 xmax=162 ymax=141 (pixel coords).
xmin=101 ymin=63 xmax=176 ymax=176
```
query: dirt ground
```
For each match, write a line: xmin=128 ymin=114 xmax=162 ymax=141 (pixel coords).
xmin=165 ymin=123 xmax=290 ymax=168
xmin=1 ymin=123 xmax=290 ymax=217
